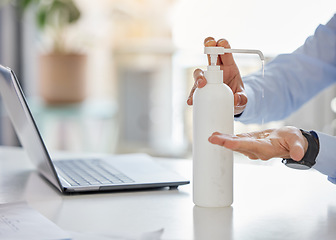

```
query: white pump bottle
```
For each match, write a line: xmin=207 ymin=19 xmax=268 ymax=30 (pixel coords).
xmin=193 ymin=47 xmax=234 ymax=207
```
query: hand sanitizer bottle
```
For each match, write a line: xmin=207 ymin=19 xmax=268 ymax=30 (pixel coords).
xmin=193 ymin=47 xmax=234 ymax=207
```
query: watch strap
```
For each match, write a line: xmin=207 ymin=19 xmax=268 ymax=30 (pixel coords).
xmin=282 ymin=129 xmax=320 ymax=169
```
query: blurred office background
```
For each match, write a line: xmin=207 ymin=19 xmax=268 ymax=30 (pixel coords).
xmin=0 ymin=0 xmax=335 ymax=158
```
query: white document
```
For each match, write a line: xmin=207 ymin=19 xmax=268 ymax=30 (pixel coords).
xmin=0 ymin=202 xmax=71 ymax=240
xmin=69 ymin=228 xmax=164 ymax=240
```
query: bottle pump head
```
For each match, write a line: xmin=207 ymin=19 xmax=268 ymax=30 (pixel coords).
xmin=204 ymin=46 xmax=265 ymax=66
xmin=204 ymin=47 xmax=224 ymax=71
xmin=203 ymin=46 xmax=264 ymax=84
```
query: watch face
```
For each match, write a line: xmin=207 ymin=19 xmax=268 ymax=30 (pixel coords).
xmin=282 ymin=159 xmax=312 ymax=170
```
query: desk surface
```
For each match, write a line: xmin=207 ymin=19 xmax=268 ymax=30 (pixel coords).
xmin=0 ymin=146 xmax=335 ymax=240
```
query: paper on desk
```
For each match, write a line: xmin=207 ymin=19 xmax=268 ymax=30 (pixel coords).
xmin=0 ymin=202 xmax=71 ymax=240
xmin=69 ymin=228 xmax=164 ymax=240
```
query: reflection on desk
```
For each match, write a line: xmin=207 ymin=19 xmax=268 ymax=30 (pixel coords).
xmin=0 ymin=146 xmax=335 ymax=239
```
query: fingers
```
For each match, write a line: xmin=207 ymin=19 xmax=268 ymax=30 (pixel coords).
xmin=208 ymin=133 xmax=239 ymax=149
xmin=209 ymin=130 xmax=279 ymax=161
xmin=187 ymin=84 xmax=197 ymax=105
xmin=204 ymin=37 xmax=235 ymax=66
xmin=207 ymin=127 xmax=309 ymax=162
xmin=208 ymin=132 xmax=261 ymax=152
xmin=193 ymin=68 xmax=207 ymax=88
xmin=195 ymin=37 xmax=246 ymax=115
xmin=217 ymin=39 xmax=236 ymax=66
xmin=208 ymin=132 xmax=260 ymax=159
xmin=204 ymin=36 xmax=215 ymax=45
xmin=187 ymin=69 xmax=207 ymax=105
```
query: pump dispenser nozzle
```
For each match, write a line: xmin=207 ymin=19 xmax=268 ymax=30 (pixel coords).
xmin=204 ymin=47 xmax=265 ymax=62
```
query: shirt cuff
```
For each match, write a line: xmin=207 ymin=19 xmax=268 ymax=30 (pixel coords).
xmin=312 ymin=131 xmax=336 ymax=184
xmin=328 ymin=176 xmax=336 ymax=184
xmin=234 ymin=83 xmax=257 ymax=123
xmin=234 ymin=112 xmax=243 ymax=118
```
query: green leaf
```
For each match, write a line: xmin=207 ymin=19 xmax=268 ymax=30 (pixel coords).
xmin=36 ymin=5 xmax=48 ymax=30
xmin=20 ymin=0 xmax=34 ymax=9
xmin=66 ymin=0 xmax=80 ymax=24
xmin=47 ymin=0 xmax=80 ymax=27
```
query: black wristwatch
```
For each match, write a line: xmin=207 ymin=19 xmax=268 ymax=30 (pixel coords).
xmin=282 ymin=129 xmax=319 ymax=170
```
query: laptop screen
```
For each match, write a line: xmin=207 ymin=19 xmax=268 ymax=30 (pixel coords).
xmin=0 ymin=65 xmax=62 ymax=191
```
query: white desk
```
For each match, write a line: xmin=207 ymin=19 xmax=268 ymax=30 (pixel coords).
xmin=0 ymin=146 xmax=335 ymax=240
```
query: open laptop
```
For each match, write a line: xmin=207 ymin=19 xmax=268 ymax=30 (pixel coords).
xmin=0 ymin=65 xmax=189 ymax=193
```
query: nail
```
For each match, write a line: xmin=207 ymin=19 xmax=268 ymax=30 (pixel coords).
xmin=204 ymin=37 xmax=215 ymax=45
xmin=196 ymin=79 xmax=200 ymax=87
xmin=204 ymin=38 xmax=216 ymax=47
xmin=236 ymin=94 xmax=241 ymax=106
xmin=217 ymin=38 xmax=230 ymax=48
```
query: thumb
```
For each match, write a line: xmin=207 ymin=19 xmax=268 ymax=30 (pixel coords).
xmin=289 ymin=141 xmax=306 ymax=161
xmin=234 ymin=92 xmax=247 ymax=115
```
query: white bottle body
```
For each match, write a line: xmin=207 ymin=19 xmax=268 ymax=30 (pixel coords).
xmin=193 ymin=69 xmax=234 ymax=207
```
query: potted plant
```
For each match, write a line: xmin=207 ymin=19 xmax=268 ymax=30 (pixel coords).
xmin=22 ymin=0 xmax=87 ymax=105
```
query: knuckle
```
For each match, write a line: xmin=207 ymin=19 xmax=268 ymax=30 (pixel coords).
xmin=283 ymin=126 xmax=298 ymax=134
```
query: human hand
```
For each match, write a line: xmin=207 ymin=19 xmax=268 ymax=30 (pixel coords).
xmin=208 ymin=126 xmax=308 ymax=161
xmin=187 ymin=37 xmax=247 ymax=115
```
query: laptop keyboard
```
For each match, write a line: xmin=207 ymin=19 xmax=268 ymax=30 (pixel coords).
xmin=54 ymin=159 xmax=134 ymax=186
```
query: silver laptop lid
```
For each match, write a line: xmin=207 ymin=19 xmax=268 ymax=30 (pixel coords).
xmin=0 ymin=65 xmax=63 ymax=192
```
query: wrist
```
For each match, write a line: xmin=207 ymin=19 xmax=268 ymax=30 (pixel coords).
xmin=300 ymin=129 xmax=319 ymax=165
xmin=282 ymin=129 xmax=320 ymax=169
xmin=234 ymin=111 xmax=244 ymax=118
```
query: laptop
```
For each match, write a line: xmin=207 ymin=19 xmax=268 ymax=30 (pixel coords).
xmin=0 ymin=65 xmax=189 ymax=193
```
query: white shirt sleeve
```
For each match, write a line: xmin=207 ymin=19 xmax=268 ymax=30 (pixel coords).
xmin=236 ymin=14 xmax=336 ymax=183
